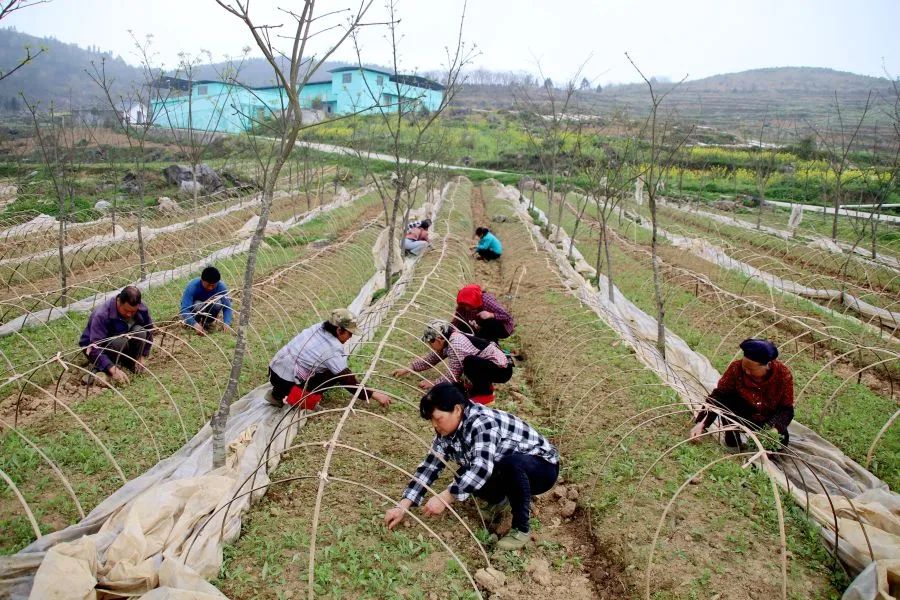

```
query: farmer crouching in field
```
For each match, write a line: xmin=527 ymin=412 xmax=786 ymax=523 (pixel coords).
xmin=79 ymin=285 xmax=154 ymax=385
xmin=689 ymin=338 xmax=794 ymax=449
xmin=452 ymin=284 xmax=515 ymax=343
xmin=266 ymin=308 xmax=390 ymax=410
xmin=180 ymin=266 xmax=233 ymax=336
xmin=392 ymin=320 xmax=513 ymax=405
xmin=402 ymin=218 xmax=431 ymax=256
xmin=472 ymin=226 xmax=502 ymax=261
xmin=384 ymin=382 xmax=560 ymax=551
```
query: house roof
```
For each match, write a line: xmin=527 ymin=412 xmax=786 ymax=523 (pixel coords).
xmin=154 ymin=66 xmax=444 ymax=95
xmin=328 ymin=66 xmax=444 ymax=91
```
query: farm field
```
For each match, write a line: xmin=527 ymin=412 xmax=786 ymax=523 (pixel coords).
xmin=0 ymin=6 xmax=898 ymax=595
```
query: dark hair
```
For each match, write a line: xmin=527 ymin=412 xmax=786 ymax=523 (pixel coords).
xmin=419 ymin=382 xmax=467 ymax=419
xmin=475 ymin=227 xmax=489 ymax=237
xmin=117 ymin=285 xmax=142 ymax=306
xmin=201 ymin=266 xmax=221 ymax=284
xmin=420 ymin=219 xmax=431 ymax=230
xmin=322 ymin=320 xmax=339 ymax=336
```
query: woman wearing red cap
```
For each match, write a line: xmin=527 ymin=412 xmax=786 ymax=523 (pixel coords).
xmin=452 ymin=284 xmax=515 ymax=343
xmin=689 ymin=338 xmax=794 ymax=448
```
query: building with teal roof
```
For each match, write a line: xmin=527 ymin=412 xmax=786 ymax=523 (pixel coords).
xmin=150 ymin=67 xmax=444 ymax=134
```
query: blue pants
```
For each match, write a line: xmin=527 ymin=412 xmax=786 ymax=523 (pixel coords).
xmin=471 ymin=452 xmax=559 ymax=532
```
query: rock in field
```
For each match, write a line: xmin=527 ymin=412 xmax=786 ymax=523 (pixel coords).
xmin=156 ymin=197 xmax=181 ymax=214
xmin=526 ymin=557 xmax=552 ymax=586
xmin=474 ymin=567 xmax=506 ymax=592
xmin=560 ymin=500 xmax=577 ymax=518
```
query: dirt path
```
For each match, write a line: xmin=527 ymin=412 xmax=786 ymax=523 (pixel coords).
xmin=468 ymin=185 xmax=621 ymax=599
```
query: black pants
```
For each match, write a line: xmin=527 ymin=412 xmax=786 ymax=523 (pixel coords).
xmin=472 ymin=453 xmax=559 ymax=532
xmin=95 ymin=324 xmax=149 ymax=372
xmin=188 ymin=300 xmax=226 ymax=329
xmin=475 ymin=319 xmax=511 ymax=343
xmin=462 ymin=355 xmax=513 ymax=396
xmin=476 ymin=248 xmax=501 ymax=261
xmin=267 ymin=368 xmax=336 ymax=405
xmin=707 ymin=392 xmax=791 ymax=447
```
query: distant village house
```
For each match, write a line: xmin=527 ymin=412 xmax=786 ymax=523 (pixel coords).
xmin=149 ymin=66 xmax=444 ymax=134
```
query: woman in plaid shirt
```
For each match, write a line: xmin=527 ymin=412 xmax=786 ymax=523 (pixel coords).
xmin=384 ymin=383 xmax=559 ymax=551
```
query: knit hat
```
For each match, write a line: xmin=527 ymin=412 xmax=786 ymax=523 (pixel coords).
xmin=739 ymin=338 xmax=778 ymax=364
xmin=422 ymin=319 xmax=452 ymax=343
xmin=456 ymin=284 xmax=483 ymax=309
xmin=329 ymin=308 xmax=358 ymax=333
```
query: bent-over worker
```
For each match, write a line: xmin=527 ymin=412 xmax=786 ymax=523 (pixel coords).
xmin=79 ymin=286 xmax=154 ymax=385
xmin=402 ymin=218 xmax=431 ymax=256
xmin=267 ymin=308 xmax=390 ymax=409
xmin=690 ymin=338 xmax=794 ymax=448
xmin=473 ymin=226 xmax=502 ymax=261
xmin=180 ymin=266 xmax=233 ymax=336
xmin=384 ymin=383 xmax=560 ymax=551
xmin=392 ymin=319 xmax=512 ymax=404
xmin=452 ymin=284 xmax=514 ymax=343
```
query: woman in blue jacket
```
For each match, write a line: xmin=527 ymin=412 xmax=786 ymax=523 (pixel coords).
xmin=473 ymin=226 xmax=502 ymax=261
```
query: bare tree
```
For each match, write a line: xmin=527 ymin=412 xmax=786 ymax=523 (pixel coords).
xmin=627 ymin=53 xmax=691 ymax=359
xmin=808 ymin=91 xmax=873 ymax=241
xmin=20 ymin=97 xmax=78 ymax=305
xmin=514 ymin=61 xmax=585 ymax=242
xmin=348 ymin=0 xmax=474 ymax=290
xmin=745 ymin=110 xmax=788 ymax=229
xmin=87 ymin=34 xmax=178 ymax=280
xmin=582 ymin=125 xmax=641 ymax=302
xmin=0 ymin=1 xmax=49 ymax=82
xmin=209 ymin=0 xmax=375 ymax=468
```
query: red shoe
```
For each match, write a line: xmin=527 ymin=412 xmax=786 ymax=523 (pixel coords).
xmin=470 ymin=393 xmax=495 ymax=405
xmin=286 ymin=387 xmax=323 ymax=410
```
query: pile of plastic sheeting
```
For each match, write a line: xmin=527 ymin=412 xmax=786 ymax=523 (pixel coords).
xmin=0 ymin=387 xmax=302 ymax=599
xmin=497 ymin=184 xmax=899 ymax=600
xmin=0 ymin=181 xmax=449 ymax=600
xmin=0 ymin=187 xmax=370 ymax=337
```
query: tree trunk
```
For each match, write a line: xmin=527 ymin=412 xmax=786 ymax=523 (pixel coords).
xmin=58 ymin=190 xmax=68 ymax=306
xmin=192 ymin=162 xmax=200 ymax=227
xmin=603 ymin=221 xmax=615 ymax=303
xmin=211 ymin=182 xmax=276 ymax=468
xmin=137 ymin=200 xmax=146 ymax=281
xmin=648 ymin=196 xmax=666 ymax=359
xmin=756 ymin=184 xmax=764 ymax=230
xmin=384 ymin=187 xmax=403 ymax=291
xmin=831 ymin=185 xmax=840 ymax=241
xmin=111 ymin=195 xmax=117 ymax=237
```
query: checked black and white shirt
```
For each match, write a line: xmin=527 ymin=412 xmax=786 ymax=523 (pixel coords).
xmin=402 ymin=402 xmax=559 ymax=505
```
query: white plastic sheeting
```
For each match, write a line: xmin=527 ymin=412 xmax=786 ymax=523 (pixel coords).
xmin=658 ymin=198 xmax=900 ymax=272
xmin=498 ymin=184 xmax=900 ymax=598
xmin=0 ymin=187 xmax=370 ymax=337
xmin=624 ymin=209 xmax=900 ymax=332
xmin=0 ymin=198 xmax=257 ymax=268
xmin=0 ymin=181 xmax=452 ymax=600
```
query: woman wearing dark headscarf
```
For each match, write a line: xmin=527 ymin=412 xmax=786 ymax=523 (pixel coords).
xmin=689 ymin=338 xmax=794 ymax=447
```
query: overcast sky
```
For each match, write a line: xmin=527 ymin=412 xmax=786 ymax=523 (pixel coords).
xmin=4 ymin=0 xmax=899 ymax=84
